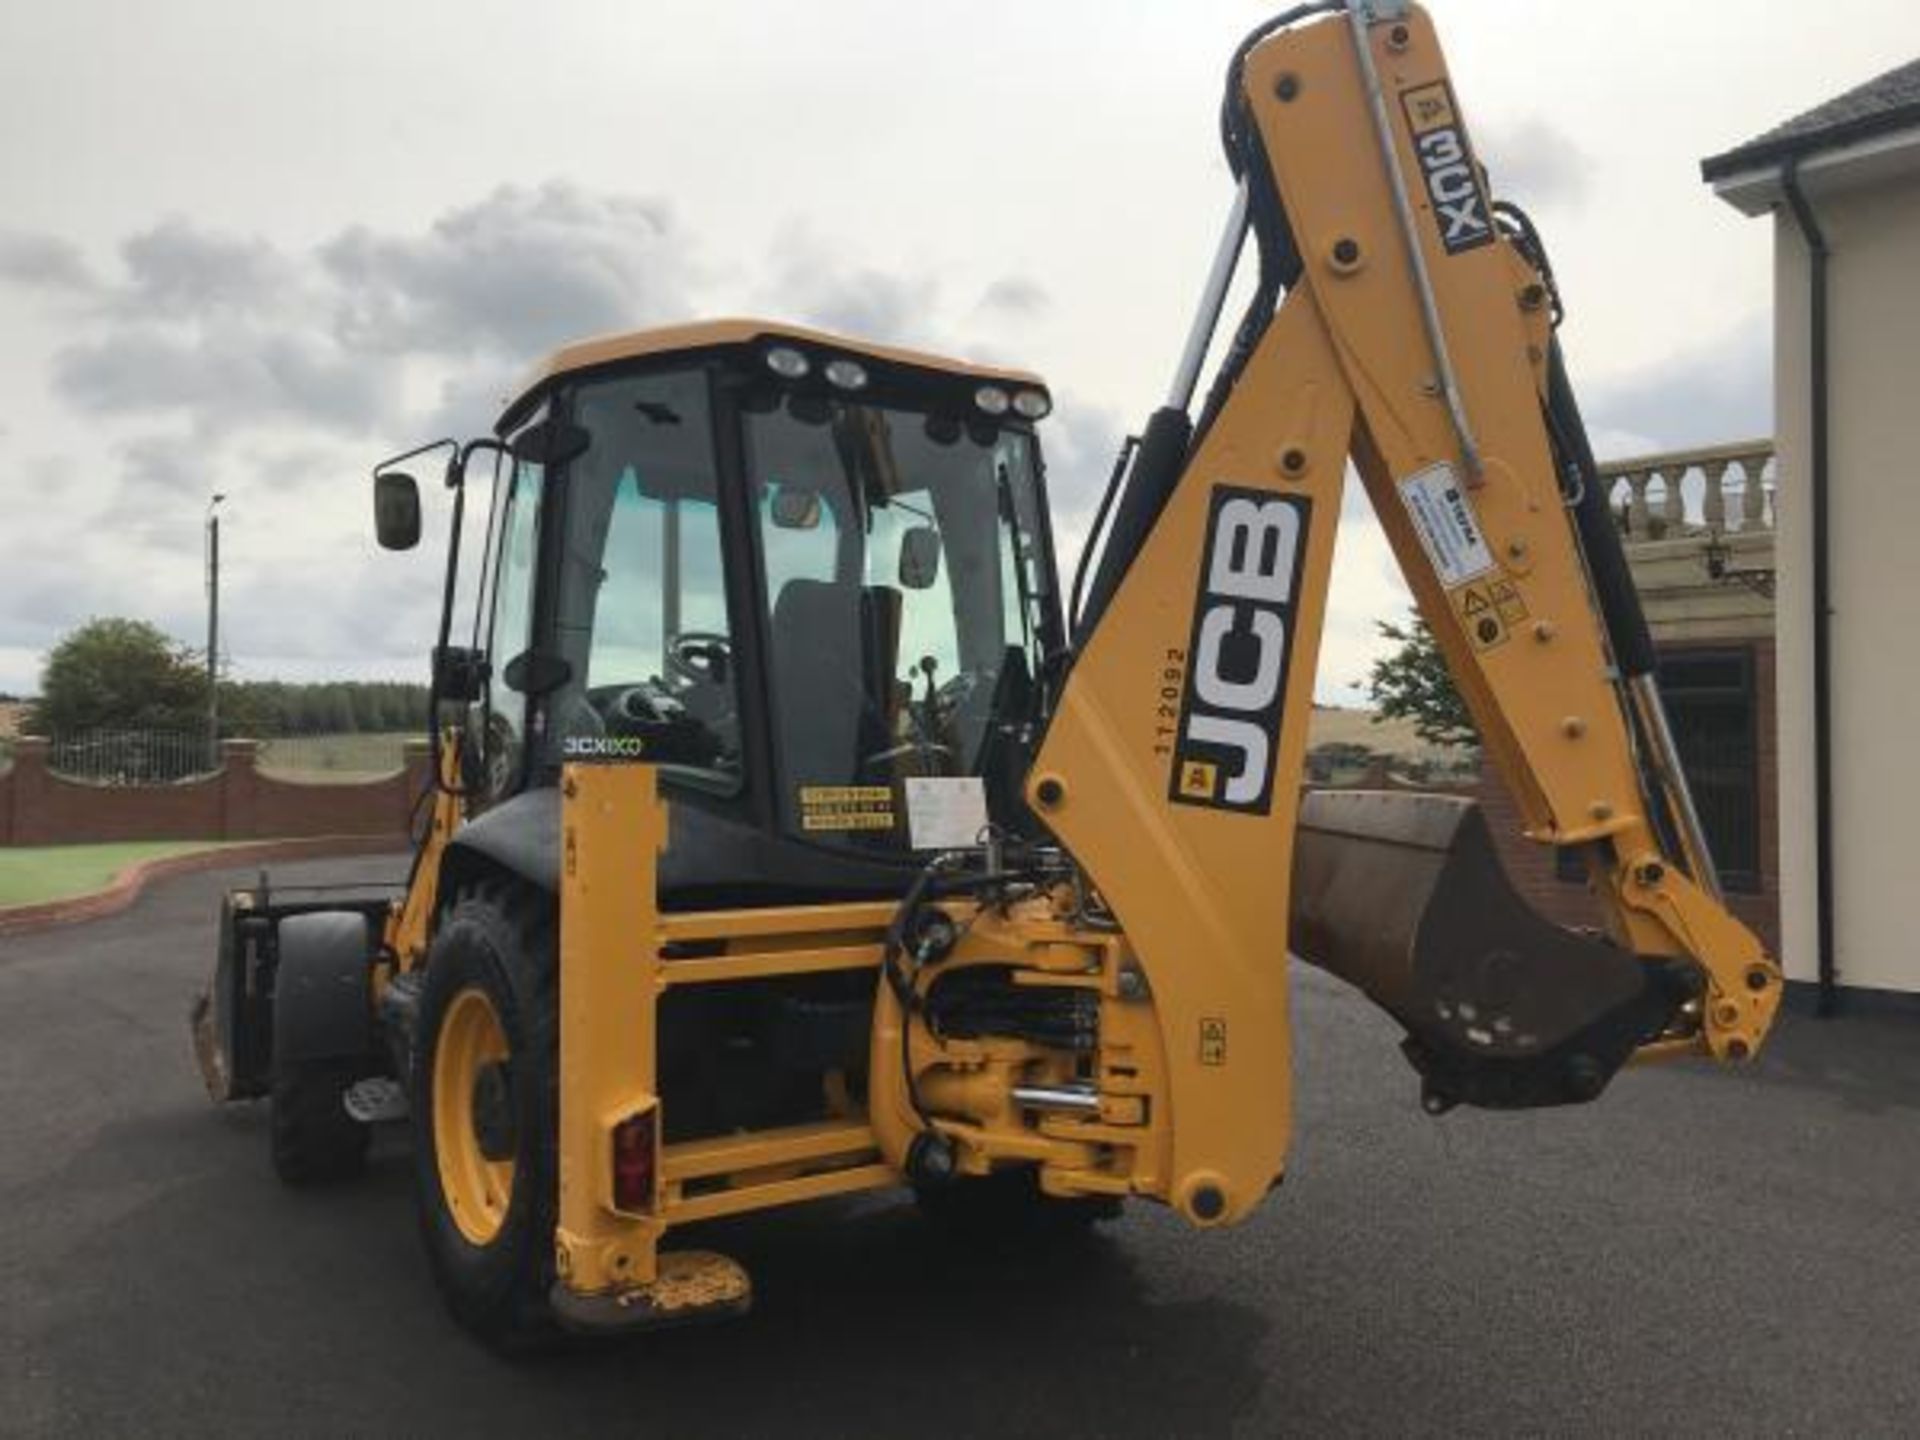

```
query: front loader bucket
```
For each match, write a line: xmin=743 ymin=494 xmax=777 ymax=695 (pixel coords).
xmin=1289 ymin=791 xmax=1696 ymax=1111
xmin=191 ymin=895 xmax=268 ymax=1104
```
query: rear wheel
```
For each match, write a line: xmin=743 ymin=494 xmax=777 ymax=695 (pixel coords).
xmin=411 ymin=883 xmax=559 ymax=1352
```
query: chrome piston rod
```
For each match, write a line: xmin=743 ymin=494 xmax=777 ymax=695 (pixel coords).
xmin=1165 ymin=180 xmax=1252 ymax=413
xmin=1011 ymin=1083 xmax=1102 ymax=1114
xmin=1627 ymin=672 xmax=1724 ymax=902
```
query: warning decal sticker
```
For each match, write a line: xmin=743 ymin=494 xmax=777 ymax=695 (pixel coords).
xmin=1398 ymin=463 xmax=1496 ymax=589
xmin=1453 ymin=574 xmax=1530 ymax=652
xmin=1199 ymin=1018 xmax=1228 ymax=1067
xmin=798 ymin=785 xmax=894 ymax=833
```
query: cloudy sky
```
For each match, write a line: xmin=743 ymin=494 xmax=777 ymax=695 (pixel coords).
xmin=3 ymin=0 xmax=1916 ymax=703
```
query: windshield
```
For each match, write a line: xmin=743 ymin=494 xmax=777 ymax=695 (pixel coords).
xmin=747 ymin=395 xmax=1051 ymax=843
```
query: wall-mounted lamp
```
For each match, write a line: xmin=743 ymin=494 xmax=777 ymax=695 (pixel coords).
xmin=1702 ymin=530 xmax=1776 ymax=600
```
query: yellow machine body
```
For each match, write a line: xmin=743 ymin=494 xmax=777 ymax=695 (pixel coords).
xmin=207 ymin=2 xmax=1779 ymax=1339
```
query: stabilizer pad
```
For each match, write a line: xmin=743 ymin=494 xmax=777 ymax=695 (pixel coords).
xmin=550 ymin=1250 xmax=752 ymax=1335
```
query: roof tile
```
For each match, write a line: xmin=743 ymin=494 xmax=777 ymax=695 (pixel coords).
xmin=1702 ymin=56 xmax=1920 ymax=179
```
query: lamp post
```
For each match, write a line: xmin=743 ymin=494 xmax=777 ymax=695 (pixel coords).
xmin=206 ymin=492 xmax=226 ymax=765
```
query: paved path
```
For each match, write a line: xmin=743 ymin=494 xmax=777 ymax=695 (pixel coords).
xmin=4 ymin=857 xmax=1918 ymax=1437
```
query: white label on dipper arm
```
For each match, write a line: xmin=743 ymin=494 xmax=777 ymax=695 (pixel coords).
xmin=1397 ymin=462 xmax=1495 ymax=589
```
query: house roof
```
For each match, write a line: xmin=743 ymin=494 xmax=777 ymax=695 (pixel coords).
xmin=1702 ymin=56 xmax=1920 ymax=181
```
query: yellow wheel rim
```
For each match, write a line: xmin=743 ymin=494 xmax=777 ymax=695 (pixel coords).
xmin=433 ymin=987 xmax=515 ymax=1245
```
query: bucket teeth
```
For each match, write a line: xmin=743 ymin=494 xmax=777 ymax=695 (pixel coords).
xmin=1289 ymin=790 xmax=1686 ymax=1110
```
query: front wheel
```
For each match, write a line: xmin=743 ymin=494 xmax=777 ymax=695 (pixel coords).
xmin=270 ymin=1058 xmax=370 ymax=1184
xmin=411 ymin=884 xmax=559 ymax=1351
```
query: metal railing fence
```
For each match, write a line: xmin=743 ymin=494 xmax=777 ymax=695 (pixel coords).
xmin=46 ymin=730 xmax=216 ymax=785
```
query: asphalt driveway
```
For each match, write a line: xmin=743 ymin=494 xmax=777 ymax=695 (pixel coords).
xmin=4 ymin=857 xmax=1918 ymax=1438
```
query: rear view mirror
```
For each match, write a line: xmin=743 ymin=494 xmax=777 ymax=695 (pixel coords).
xmin=373 ymin=471 xmax=422 ymax=550
xmin=923 ymin=414 xmax=963 ymax=447
xmin=510 ymin=417 xmax=592 ymax=467
xmin=501 ymin=647 xmax=572 ymax=696
xmin=770 ymin=485 xmax=822 ymax=530
xmin=899 ymin=525 xmax=942 ymax=590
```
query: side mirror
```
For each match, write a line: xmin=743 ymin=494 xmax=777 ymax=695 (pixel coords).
xmin=770 ymin=484 xmax=822 ymax=530
xmin=899 ymin=525 xmax=942 ymax=590
xmin=373 ymin=471 xmax=422 ymax=551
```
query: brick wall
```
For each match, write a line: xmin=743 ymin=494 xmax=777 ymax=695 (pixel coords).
xmin=0 ymin=738 xmax=432 ymax=846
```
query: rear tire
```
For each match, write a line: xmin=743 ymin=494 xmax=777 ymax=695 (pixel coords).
xmin=270 ymin=1058 xmax=371 ymax=1185
xmin=411 ymin=882 xmax=559 ymax=1353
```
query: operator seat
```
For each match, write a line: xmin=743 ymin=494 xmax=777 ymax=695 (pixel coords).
xmin=769 ymin=579 xmax=865 ymax=792
xmin=767 ymin=579 xmax=905 ymax=797
xmin=860 ymin=584 xmax=904 ymax=744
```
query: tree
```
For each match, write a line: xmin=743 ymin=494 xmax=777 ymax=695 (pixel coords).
xmin=29 ymin=618 xmax=210 ymax=735
xmin=1364 ymin=613 xmax=1478 ymax=750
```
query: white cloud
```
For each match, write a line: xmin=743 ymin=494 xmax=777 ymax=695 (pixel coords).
xmin=1582 ymin=310 xmax=1772 ymax=456
xmin=0 ymin=187 xmax=1089 ymax=694
xmin=1479 ymin=117 xmax=1597 ymax=211
xmin=0 ymin=231 xmax=96 ymax=290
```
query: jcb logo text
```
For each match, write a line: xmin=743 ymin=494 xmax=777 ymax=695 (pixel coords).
xmin=1169 ymin=488 xmax=1310 ymax=815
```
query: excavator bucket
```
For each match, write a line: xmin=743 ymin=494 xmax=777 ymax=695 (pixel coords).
xmin=1288 ymin=791 xmax=1698 ymax=1112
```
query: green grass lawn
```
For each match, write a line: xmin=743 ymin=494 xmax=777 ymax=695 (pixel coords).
xmin=0 ymin=841 xmax=236 ymax=908
xmin=257 ymin=732 xmax=414 ymax=780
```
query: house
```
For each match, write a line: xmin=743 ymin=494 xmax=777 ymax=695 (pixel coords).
xmin=1704 ymin=57 xmax=1920 ymax=1005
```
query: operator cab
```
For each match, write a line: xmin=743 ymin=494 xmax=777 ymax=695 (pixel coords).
xmin=378 ymin=320 xmax=1064 ymax=907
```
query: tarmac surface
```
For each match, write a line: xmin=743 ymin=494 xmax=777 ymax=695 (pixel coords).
xmin=4 ymin=856 xmax=1919 ymax=1438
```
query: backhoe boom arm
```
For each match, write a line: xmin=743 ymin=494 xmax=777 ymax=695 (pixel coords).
xmin=1031 ymin=2 xmax=1778 ymax=1200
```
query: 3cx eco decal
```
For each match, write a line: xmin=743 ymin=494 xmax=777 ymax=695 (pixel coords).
xmin=560 ymin=735 xmax=649 ymax=761
xmin=1169 ymin=487 xmax=1310 ymax=815
xmin=1401 ymin=80 xmax=1494 ymax=255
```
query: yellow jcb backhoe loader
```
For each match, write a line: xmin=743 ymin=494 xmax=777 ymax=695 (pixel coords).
xmin=193 ymin=0 xmax=1779 ymax=1349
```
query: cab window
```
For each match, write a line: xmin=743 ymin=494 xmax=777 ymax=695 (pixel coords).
xmin=547 ymin=369 xmax=741 ymax=786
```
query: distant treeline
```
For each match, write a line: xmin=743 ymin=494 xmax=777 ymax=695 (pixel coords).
xmin=218 ymin=680 xmax=429 ymax=737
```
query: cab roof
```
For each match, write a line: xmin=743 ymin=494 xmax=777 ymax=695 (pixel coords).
xmin=500 ymin=318 xmax=1050 ymax=432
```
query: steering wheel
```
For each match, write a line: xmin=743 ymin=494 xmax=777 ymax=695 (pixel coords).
xmin=666 ymin=630 xmax=732 ymax=687
xmin=479 ymin=710 xmax=520 ymax=802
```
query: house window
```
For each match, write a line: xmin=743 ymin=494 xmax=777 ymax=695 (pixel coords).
xmin=1557 ymin=647 xmax=1761 ymax=893
xmin=1658 ymin=649 xmax=1762 ymax=892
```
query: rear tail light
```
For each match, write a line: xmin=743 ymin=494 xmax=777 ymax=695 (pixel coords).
xmin=611 ymin=1108 xmax=658 ymax=1213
